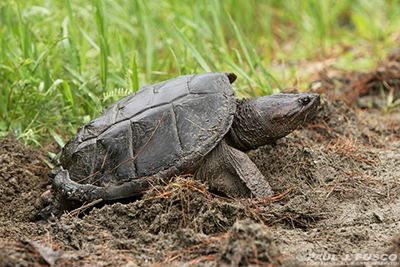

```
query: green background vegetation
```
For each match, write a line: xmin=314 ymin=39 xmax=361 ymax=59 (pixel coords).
xmin=1 ymin=0 xmax=399 ymax=145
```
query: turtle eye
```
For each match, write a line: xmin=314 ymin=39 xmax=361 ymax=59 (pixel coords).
xmin=298 ymin=96 xmax=311 ymax=106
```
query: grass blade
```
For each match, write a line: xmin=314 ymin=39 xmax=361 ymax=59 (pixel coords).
xmin=131 ymin=52 xmax=139 ymax=92
xmin=174 ymin=25 xmax=211 ymax=72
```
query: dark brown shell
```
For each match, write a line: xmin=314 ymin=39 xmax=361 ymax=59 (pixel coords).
xmin=59 ymin=73 xmax=236 ymax=186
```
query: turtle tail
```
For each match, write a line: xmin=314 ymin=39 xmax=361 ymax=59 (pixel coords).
xmin=53 ymin=169 xmax=161 ymax=203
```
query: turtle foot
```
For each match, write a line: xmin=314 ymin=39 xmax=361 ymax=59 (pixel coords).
xmin=196 ymin=139 xmax=274 ymax=198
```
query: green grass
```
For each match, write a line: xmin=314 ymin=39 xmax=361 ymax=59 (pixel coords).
xmin=0 ymin=0 xmax=399 ymax=145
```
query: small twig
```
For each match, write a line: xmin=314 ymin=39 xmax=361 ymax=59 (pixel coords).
xmin=67 ymin=198 xmax=104 ymax=217
xmin=253 ymin=188 xmax=293 ymax=205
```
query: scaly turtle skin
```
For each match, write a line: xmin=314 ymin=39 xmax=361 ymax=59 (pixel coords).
xmin=51 ymin=72 xmax=320 ymax=206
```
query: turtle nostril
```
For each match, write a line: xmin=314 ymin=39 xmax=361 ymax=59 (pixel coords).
xmin=299 ymin=96 xmax=311 ymax=105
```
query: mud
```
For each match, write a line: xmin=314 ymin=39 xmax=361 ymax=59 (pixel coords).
xmin=1 ymin=51 xmax=400 ymax=266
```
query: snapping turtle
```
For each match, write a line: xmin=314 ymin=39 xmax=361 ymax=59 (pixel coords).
xmin=51 ymin=72 xmax=319 ymax=205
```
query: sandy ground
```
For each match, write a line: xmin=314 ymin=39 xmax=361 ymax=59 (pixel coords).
xmin=0 ymin=53 xmax=399 ymax=266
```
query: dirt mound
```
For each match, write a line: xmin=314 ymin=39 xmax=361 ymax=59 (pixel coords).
xmin=80 ymin=178 xmax=248 ymax=235
xmin=0 ymin=136 xmax=50 ymax=266
xmin=43 ymin=179 xmax=289 ymax=265
xmin=218 ymin=219 xmax=282 ymax=266
xmin=0 ymin=136 xmax=50 ymax=223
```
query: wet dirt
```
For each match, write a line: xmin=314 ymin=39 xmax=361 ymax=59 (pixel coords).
xmin=1 ymin=51 xmax=400 ymax=266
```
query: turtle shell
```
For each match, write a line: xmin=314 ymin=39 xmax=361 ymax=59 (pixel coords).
xmin=59 ymin=73 xmax=236 ymax=186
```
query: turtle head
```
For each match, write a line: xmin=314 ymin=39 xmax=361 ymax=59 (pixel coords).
xmin=255 ymin=93 xmax=320 ymax=138
xmin=229 ymin=93 xmax=320 ymax=150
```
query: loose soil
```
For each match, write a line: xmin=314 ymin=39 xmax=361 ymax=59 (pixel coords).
xmin=1 ymin=52 xmax=399 ymax=267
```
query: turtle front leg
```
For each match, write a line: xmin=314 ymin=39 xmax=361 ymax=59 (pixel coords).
xmin=196 ymin=140 xmax=274 ymax=198
xmin=53 ymin=168 xmax=160 ymax=203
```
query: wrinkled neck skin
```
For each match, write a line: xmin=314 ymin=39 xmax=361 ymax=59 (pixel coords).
xmin=227 ymin=99 xmax=276 ymax=151
xmin=227 ymin=93 xmax=319 ymax=151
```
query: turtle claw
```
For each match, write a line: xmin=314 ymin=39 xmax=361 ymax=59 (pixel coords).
xmin=48 ymin=166 xmax=63 ymax=178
